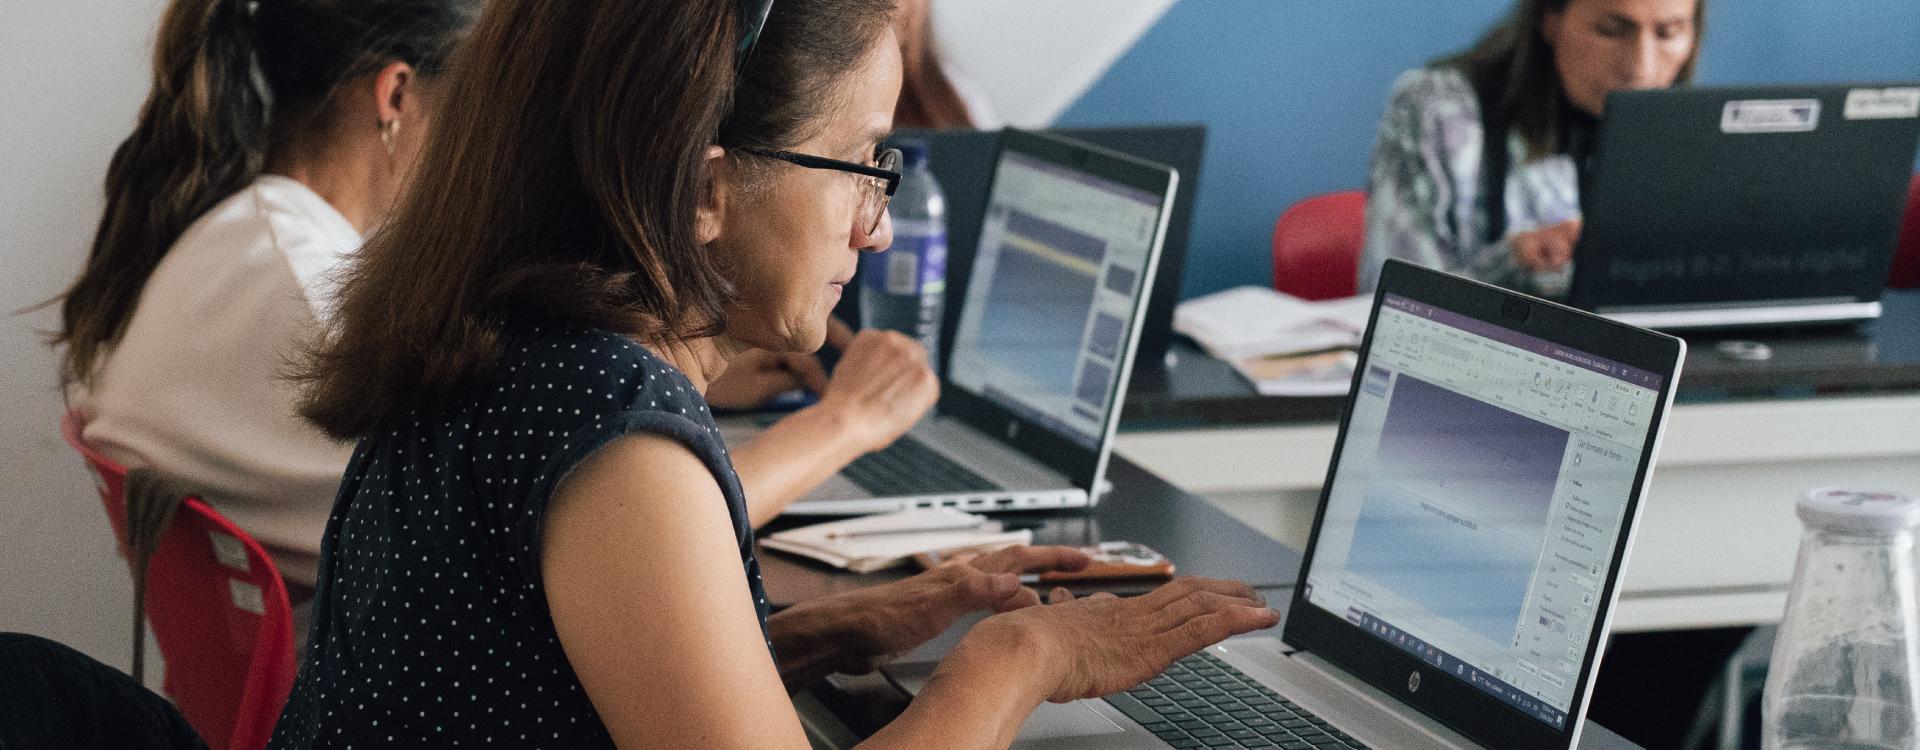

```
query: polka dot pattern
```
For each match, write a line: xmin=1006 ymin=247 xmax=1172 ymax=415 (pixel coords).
xmin=268 ymin=326 xmax=770 ymax=748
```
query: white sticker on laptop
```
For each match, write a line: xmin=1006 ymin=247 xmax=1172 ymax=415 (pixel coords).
xmin=229 ymin=578 xmax=265 ymax=615
xmin=1721 ymin=99 xmax=1820 ymax=133
xmin=1845 ymin=87 xmax=1920 ymax=120
xmin=208 ymin=530 xmax=250 ymax=572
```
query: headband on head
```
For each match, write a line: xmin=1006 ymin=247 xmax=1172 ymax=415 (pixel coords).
xmin=735 ymin=0 xmax=774 ymax=74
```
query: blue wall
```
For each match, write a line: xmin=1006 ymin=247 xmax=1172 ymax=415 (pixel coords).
xmin=1058 ymin=0 xmax=1920 ymax=299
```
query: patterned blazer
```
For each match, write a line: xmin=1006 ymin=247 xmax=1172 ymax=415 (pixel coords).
xmin=1358 ymin=66 xmax=1581 ymax=298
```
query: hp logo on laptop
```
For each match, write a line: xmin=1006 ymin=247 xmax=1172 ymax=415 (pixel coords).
xmin=1407 ymin=671 xmax=1422 ymax=693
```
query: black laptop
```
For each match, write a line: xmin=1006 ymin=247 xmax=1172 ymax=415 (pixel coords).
xmin=1571 ymin=83 xmax=1920 ymax=329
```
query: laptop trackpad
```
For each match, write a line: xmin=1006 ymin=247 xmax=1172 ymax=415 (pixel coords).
xmin=1014 ymin=702 xmax=1126 ymax=740
xmin=882 ymin=661 xmax=1126 ymax=741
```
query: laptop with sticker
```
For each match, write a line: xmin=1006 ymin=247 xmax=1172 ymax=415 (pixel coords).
xmin=1570 ymin=83 xmax=1920 ymax=329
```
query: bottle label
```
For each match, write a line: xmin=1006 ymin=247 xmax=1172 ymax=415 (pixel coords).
xmin=866 ymin=221 xmax=946 ymax=297
xmin=885 ymin=249 xmax=918 ymax=295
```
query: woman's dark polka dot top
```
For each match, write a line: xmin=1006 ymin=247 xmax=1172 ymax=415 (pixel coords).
xmin=269 ymin=326 xmax=771 ymax=748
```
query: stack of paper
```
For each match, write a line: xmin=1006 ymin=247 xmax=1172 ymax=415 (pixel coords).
xmin=1232 ymin=350 xmax=1359 ymax=397
xmin=1173 ymin=287 xmax=1371 ymax=397
xmin=1173 ymin=286 xmax=1371 ymax=360
xmin=761 ymin=508 xmax=1031 ymax=574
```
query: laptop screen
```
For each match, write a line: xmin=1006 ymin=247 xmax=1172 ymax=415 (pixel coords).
xmin=947 ymin=150 xmax=1164 ymax=449
xmin=1301 ymin=293 xmax=1665 ymax=729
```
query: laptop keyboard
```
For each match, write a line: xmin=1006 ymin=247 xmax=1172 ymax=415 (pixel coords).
xmin=1105 ymin=652 xmax=1369 ymax=749
xmin=841 ymin=435 xmax=1000 ymax=497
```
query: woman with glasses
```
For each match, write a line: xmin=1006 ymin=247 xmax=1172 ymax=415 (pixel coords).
xmin=1357 ymin=0 xmax=1704 ymax=297
xmin=690 ymin=153 xmax=943 ymax=531
xmin=269 ymin=0 xmax=1277 ymax=746
xmin=709 ymin=0 xmax=995 ymax=416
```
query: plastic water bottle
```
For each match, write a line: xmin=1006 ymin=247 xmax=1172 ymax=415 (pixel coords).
xmin=860 ymin=140 xmax=945 ymax=370
xmin=1763 ymin=488 xmax=1920 ymax=750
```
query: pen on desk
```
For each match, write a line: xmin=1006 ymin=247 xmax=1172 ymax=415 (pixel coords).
xmin=824 ymin=520 xmax=989 ymax=539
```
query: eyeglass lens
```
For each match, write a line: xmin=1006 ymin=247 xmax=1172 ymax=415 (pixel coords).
xmin=860 ymin=148 xmax=902 ymax=235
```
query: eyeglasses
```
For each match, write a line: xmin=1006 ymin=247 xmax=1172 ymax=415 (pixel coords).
xmin=735 ymin=0 xmax=774 ymax=73
xmin=741 ymin=146 xmax=902 ymax=236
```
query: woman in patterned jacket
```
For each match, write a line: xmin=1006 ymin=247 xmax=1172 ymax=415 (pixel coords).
xmin=1358 ymin=0 xmax=1704 ymax=297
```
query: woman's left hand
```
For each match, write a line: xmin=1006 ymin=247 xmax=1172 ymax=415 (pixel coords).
xmin=705 ymin=349 xmax=831 ymax=410
xmin=769 ymin=545 xmax=1092 ymax=682
xmin=812 ymin=329 xmax=939 ymax=453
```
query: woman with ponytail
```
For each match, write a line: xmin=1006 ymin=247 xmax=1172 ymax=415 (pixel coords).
xmin=55 ymin=0 xmax=478 ymax=626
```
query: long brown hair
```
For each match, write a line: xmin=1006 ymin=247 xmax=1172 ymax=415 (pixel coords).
xmin=298 ymin=0 xmax=896 ymax=439
xmin=51 ymin=0 xmax=475 ymax=387
xmin=1444 ymin=0 xmax=1706 ymax=160
xmin=891 ymin=0 xmax=974 ymax=130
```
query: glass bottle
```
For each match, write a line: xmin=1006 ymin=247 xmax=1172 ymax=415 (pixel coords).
xmin=1763 ymin=488 xmax=1920 ymax=750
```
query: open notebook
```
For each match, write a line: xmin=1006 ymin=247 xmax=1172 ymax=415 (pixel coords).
xmin=761 ymin=509 xmax=1031 ymax=573
xmin=1174 ymin=286 xmax=1371 ymax=360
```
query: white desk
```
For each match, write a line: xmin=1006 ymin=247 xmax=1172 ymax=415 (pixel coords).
xmin=1117 ymin=392 xmax=1920 ymax=632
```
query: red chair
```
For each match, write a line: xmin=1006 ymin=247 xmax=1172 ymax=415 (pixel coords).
xmin=65 ymin=410 xmax=131 ymax=547
xmin=62 ymin=412 xmax=297 ymax=750
xmin=1272 ymin=190 xmax=1367 ymax=300
xmin=1890 ymin=172 xmax=1920 ymax=289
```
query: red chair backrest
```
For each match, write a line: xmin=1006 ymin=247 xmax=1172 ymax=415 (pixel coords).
xmin=1272 ymin=190 xmax=1367 ymax=300
xmin=64 ymin=410 xmax=130 ymax=547
xmin=62 ymin=411 xmax=296 ymax=750
xmin=1891 ymin=172 xmax=1920 ymax=289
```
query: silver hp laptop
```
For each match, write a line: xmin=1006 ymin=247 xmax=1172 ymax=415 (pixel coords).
xmin=891 ymin=260 xmax=1684 ymax=749
xmin=1571 ymin=83 xmax=1920 ymax=329
xmin=726 ymin=129 xmax=1176 ymax=515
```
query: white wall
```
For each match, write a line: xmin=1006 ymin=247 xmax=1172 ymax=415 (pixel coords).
xmin=0 ymin=0 xmax=167 ymax=668
xmin=933 ymin=0 xmax=1175 ymax=127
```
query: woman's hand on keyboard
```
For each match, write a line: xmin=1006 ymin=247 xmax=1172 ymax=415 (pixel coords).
xmin=970 ymin=576 xmax=1279 ymax=704
xmin=772 ymin=545 xmax=1091 ymax=679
